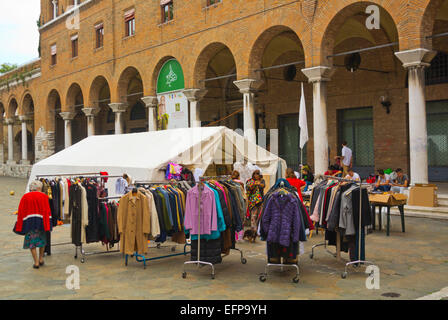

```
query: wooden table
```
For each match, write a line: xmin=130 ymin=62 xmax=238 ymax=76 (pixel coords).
xmin=370 ymin=202 xmax=406 ymax=236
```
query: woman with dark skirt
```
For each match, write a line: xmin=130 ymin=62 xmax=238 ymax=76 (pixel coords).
xmin=14 ymin=180 xmax=52 ymax=269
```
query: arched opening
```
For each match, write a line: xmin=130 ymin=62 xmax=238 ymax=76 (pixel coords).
xmin=89 ymin=76 xmax=112 ymax=135
xmin=248 ymin=26 xmax=307 ymax=170
xmin=194 ymin=43 xmax=241 ymax=129
xmin=21 ymin=93 xmax=35 ymax=163
xmin=66 ymin=83 xmax=87 ymax=144
xmin=7 ymin=98 xmax=20 ymax=162
xmin=321 ymin=3 xmax=400 ymax=178
xmin=0 ymin=102 xmax=5 ymax=163
xmin=48 ymin=89 xmax=64 ymax=153
xmin=117 ymin=67 xmax=146 ymax=133
xmin=425 ymin=0 xmax=448 ymax=181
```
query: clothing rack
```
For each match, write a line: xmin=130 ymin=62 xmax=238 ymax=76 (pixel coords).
xmin=259 ymin=180 xmax=300 ymax=284
xmin=123 ymin=181 xmax=191 ymax=269
xmin=36 ymin=174 xmax=122 ymax=262
xmin=76 ymin=195 xmax=121 ymax=263
xmin=36 ymin=173 xmax=123 ymax=179
xmin=310 ymin=175 xmax=375 ymax=279
xmin=182 ymin=175 xmax=247 ymax=280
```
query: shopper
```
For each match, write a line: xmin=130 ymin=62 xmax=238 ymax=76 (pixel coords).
xmin=374 ymin=169 xmax=391 ymax=192
xmin=115 ymin=174 xmax=129 ymax=195
xmin=14 ymin=180 xmax=52 ymax=269
xmin=341 ymin=141 xmax=353 ymax=177
xmin=325 ymin=165 xmax=342 ymax=177
xmin=333 ymin=156 xmax=343 ymax=172
xmin=345 ymin=168 xmax=361 ymax=181
xmin=246 ymin=170 xmax=266 ymax=232
xmin=302 ymin=167 xmax=314 ymax=192
xmin=286 ymin=168 xmax=306 ymax=202
xmin=391 ymin=168 xmax=409 ymax=194
xmin=231 ymin=170 xmax=244 ymax=188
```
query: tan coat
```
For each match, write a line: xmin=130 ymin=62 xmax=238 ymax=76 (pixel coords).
xmin=117 ymin=191 xmax=150 ymax=255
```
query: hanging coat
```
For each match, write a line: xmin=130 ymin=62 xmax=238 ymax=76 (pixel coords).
xmin=117 ymin=191 xmax=150 ymax=255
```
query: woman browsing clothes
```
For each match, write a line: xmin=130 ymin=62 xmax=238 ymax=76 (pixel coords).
xmin=14 ymin=180 xmax=52 ymax=269
xmin=246 ymin=170 xmax=266 ymax=233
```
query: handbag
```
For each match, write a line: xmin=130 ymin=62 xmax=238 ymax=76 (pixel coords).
xmin=13 ymin=221 xmax=26 ymax=236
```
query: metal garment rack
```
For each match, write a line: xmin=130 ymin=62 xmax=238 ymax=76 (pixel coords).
xmin=183 ymin=175 xmax=247 ymax=280
xmin=309 ymin=175 xmax=375 ymax=279
xmin=259 ymin=180 xmax=300 ymax=284
xmin=123 ymin=181 xmax=192 ymax=269
xmin=76 ymin=195 xmax=122 ymax=263
xmin=36 ymin=174 xmax=122 ymax=262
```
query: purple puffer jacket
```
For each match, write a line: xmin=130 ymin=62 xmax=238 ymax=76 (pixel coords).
xmin=261 ymin=193 xmax=301 ymax=247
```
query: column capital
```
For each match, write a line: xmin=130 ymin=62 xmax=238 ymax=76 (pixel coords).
xmin=19 ymin=115 xmax=32 ymax=122
xmin=233 ymin=79 xmax=263 ymax=94
xmin=4 ymin=118 xmax=14 ymax=125
xmin=182 ymin=89 xmax=208 ymax=102
xmin=395 ymin=48 xmax=437 ymax=69
xmin=141 ymin=96 xmax=158 ymax=107
xmin=82 ymin=107 xmax=100 ymax=117
xmin=108 ymin=102 xmax=128 ymax=113
xmin=301 ymin=66 xmax=333 ymax=83
xmin=59 ymin=111 xmax=77 ymax=121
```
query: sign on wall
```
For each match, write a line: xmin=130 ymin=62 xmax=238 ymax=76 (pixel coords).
xmin=156 ymin=59 xmax=188 ymax=130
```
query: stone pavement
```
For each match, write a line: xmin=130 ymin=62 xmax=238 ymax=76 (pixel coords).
xmin=1 ymin=177 xmax=447 ymax=300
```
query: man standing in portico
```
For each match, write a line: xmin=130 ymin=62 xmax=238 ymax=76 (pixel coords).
xmin=341 ymin=141 xmax=353 ymax=177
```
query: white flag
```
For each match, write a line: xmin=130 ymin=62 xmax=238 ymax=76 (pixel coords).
xmin=299 ymin=82 xmax=308 ymax=149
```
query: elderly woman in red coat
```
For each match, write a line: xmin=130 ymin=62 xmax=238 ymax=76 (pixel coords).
xmin=14 ymin=180 xmax=52 ymax=269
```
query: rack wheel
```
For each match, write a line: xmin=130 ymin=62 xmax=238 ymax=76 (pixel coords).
xmin=171 ymin=246 xmax=176 ymax=252
xmin=309 ymin=253 xmax=314 ymax=259
xmin=241 ymin=258 xmax=247 ymax=264
xmin=341 ymin=272 xmax=348 ymax=279
xmin=157 ymin=243 xmax=161 ymax=249
xmin=182 ymin=272 xmax=187 ymax=279
xmin=259 ymin=275 xmax=267 ymax=282
xmin=293 ymin=277 xmax=300 ymax=284
xmin=211 ymin=274 xmax=215 ymax=280
xmin=81 ymin=258 xmax=85 ymax=263
xmin=74 ymin=255 xmax=77 ymax=259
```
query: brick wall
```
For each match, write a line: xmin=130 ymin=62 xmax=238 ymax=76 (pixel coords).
xmin=0 ymin=0 xmax=447 ymax=176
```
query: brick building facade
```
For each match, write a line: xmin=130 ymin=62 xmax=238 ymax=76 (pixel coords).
xmin=0 ymin=0 xmax=447 ymax=181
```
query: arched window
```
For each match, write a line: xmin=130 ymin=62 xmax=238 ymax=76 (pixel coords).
xmin=426 ymin=52 xmax=448 ymax=86
xmin=130 ymin=101 xmax=146 ymax=120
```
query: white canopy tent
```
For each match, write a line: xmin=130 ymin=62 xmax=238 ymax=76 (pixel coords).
xmin=28 ymin=127 xmax=286 ymax=193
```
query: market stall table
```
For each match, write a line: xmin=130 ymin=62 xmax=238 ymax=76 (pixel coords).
xmin=369 ymin=193 xmax=407 ymax=237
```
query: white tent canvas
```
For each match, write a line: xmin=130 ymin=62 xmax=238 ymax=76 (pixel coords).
xmin=28 ymin=127 xmax=286 ymax=193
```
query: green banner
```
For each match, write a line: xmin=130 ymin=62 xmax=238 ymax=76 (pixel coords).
xmin=157 ymin=59 xmax=185 ymax=94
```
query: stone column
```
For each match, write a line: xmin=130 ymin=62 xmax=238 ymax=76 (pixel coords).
xmin=395 ymin=49 xmax=436 ymax=185
xmin=82 ymin=107 xmax=99 ymax=136
xmin=19 ymin=115 xmax=32 ymax=164
xmin=60 ymin=112 xmax=76 ymax=148
xmin=183 ymin=89 xmax=208 ymax=128
xmin=233 ymin=79 xmax=262 ymax=145
xmin=301 ymin=66 xmax=333 ymax=176
xmin=141 ymin=96 xmax=158 ymax=131
xmin=109 ymin=103 xmax=128 ymax=135
xmin=5 ymin=118 xmax=15 ymax=164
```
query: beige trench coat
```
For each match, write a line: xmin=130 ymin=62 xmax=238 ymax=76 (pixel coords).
xmin=117 ymin=191 xmax=150 ymax=255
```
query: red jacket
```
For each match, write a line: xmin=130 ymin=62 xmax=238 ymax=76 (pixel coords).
xmin=15 ymin=191 xmax=52 ymax=233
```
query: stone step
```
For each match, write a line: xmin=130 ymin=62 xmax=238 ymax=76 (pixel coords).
xmin=437 ymin=195 xmax=448 ymax=207
xmin=390 ymin=205 xmax=448 ymax=220
xmin=389 ymin=209 xmax=448 ymax=220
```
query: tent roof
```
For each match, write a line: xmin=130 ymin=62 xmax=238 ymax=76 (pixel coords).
xmin=28 ymin=127 xmax=286 ymax=188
